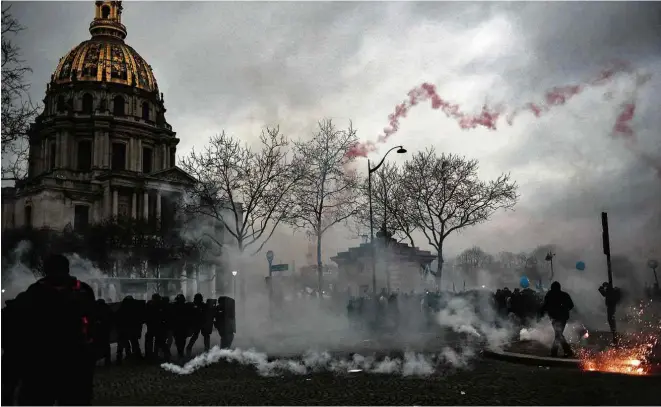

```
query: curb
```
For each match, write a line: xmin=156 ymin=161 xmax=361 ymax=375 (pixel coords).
xmin=482 ymin=349 xmax=582 ymax=369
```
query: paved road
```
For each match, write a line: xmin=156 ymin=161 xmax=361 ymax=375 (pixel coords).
xmin=93 ymin=355 xmax=660 ymax=405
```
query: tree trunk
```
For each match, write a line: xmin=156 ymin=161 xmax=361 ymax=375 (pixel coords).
xmin=317 ymin=232 xmax=323 ymax=295
xmin=436 ymin=248 xmax=444 ymax=289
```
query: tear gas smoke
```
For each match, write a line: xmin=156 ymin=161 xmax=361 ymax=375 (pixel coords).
xmin=346 ymin=62 xmax=657 ymax=178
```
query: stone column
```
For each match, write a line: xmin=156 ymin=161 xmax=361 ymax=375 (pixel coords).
xmin=137 ymin=139 xmax=143 ymax=172
xmin=112 ymin=189 xmax=118 ymax=217
xmin=143 ymin=191 xmax=149 ymax=220
xmin=131 ymin=192 xmax=137 ymax=219
xmin=162 ymin=145 xmax=167 ymax=169
xmin=156 ymin=191 xmax=162 ymax=219
xmin=55 ymin=133 xmax=62 ymax=168
xmin=61 ymin=132 xmax=68 ymax=168
xmin=103 ymin=186 xmax=111 ymax=218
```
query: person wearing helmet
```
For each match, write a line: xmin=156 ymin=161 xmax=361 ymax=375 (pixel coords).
xmin=539 ymin=281 xmax=575 ymax=358
xmin=186 ymin=293 xmax=212 ymax=355
xmin=171 ymin=294 xmax=190 ymax=358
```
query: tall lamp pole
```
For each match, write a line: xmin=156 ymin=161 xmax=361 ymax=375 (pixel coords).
xmin=369 ymin=145 xmax=407 ymax=295
xmin=545 ymin=251 xmax=555 ymax=283
xmin=648 ymin=259 xmax=659 ymax=286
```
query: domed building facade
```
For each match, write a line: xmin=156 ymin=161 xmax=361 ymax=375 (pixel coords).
xmin=2 ymin=1 xmax=196 ymax=231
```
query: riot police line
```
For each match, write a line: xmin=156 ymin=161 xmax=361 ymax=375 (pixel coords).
xmin=93 ymin=292 xmax=236 ymax=364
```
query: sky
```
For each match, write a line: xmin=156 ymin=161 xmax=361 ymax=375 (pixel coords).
xmin=6 ymin=1 xmax=661 ymax=272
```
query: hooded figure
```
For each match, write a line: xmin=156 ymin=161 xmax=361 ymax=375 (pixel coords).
xmin=540 ymin=281 xmax=575 ymax=358
xmin=14 ymin=253 xmax=97 ymax=406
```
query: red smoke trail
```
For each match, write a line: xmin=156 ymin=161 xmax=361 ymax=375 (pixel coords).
xmin=346 ymin=61 xmax=644 ymax=158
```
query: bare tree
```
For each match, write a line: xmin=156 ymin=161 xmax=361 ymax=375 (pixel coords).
xmin=456 ymin=246 xmax=494 ymax=274
xmin=2 ymin=6 xmax=39 ymax=182
xmin=289 ymin=119 xmax=361 ymax=291
xmin=400 ymin=148 xmax=518 ymax=285
xmin=353 ymin=162 xmax=417 ymax=246
xmin=180 ymin=127 xmax=301 ymax=254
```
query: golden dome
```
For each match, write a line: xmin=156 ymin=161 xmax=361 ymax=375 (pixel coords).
xmin=51 ymin=1 xmax=158 ymax=93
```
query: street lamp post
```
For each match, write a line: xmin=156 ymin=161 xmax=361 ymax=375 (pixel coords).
xmin=231 ymin=270 xmax=238 ymax=298
xmin=648 ymin=259 xmax=659 ymax=286
xmin=368 ymin=145 xmax=407 ymax=295
xmin=545 ymin=251 xmax=556 ymax=283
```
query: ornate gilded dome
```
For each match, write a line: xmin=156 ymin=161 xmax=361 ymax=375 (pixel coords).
xmin=51 ymin=1 xmax=158 ymax=93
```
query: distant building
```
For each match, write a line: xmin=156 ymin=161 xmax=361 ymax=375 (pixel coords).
xmin=2 ymin=1 xmax=196 ymax=232
xmin=330 ymin=227 xmax=436 ymax=295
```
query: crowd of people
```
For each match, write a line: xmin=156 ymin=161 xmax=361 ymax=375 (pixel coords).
xmin=1 ymin=254 xmax=236 ymax=406
xmin=2 ymin=252 xmax=658 ymax=406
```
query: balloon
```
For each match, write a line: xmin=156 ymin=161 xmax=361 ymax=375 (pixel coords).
xmin=520 ymin=276 xmax=530 ymax=289
xmin=576 ymin=261 xmax=586 ymax=271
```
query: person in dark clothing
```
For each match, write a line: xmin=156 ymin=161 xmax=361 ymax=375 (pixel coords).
xmin=2 ymin=294 xmax=26 ymax=406
xmin=539 ymin=281 xmax=575 ymax=358
xmin=13 ymin=253 xmax=97 ymax=406
xmin=186 ymin=293 xmax=211 ymax=355
xmin=598 ymin=282 xmax=622 ymax=346
xmin=144 ymin=293 xmax=162 ymax=359
xmin=171 ymin=294 xmax=190 ymax=358
xmin=160 ymin=296 xmax=173 ymax=360
xmin=93 ymin=299 xmax=114 ymax=366
xmin=214 ymin=296 xmax=236 ymax=349
xmin=115 ymin=296 xmax=134 ymax=364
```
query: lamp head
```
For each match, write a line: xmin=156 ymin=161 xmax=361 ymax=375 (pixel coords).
xmin=231 ymin=271 xmax=238 ymax=277
xmin=396 ymin=147 xmax=407 ymax=154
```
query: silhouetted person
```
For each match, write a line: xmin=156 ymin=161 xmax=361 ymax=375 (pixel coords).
xmin=144 ymin=293 xmax=162 ymax=359
xmin=540 ymin=281 xmax=575 ymax=358
xmin=598 ymin=282 xmax=622 ymax=346
xmin=2 ymin=294 xmax=26 ymax=406
xmin=161 ymin=296 xmax=173 ymax=360
xmin=171 ymin=294 xmax=190 ymax=358
xmin=214 ymin=296 xmax=236 ymax=349
xmin=186 ymin=294 xmax=211 ymax=355
xmin=93 ymin=299 xmax=114 ymax=366
xmin=14 ymin=254 xmax=96 ymax=406
xmin=115 ymin=296 xmax=143 ymax=363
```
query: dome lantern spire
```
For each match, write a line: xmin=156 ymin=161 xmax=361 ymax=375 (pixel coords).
xmin=89 ymin=1 xmax=127 ymax=41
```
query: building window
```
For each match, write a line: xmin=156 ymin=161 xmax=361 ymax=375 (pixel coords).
xmin=142 ymin=147 xmax=153 ymax=173
xmin=141 ymin=102 xmax=150 ymax=121
xmin=111 ymin=142 xmax=126 ymax=171
xmin=169 ymin=148 xmax=176 ymax=168
xmin=82 ymin=93 xmax=94 ymax=114
xmin=77 ymin=140 xmax=92 ymax=171
xmin=50 ymin=142 xmax=56 ymax=170
xmin=74 ymin=205 xmax=90 ymax=231
xmin=24 ymin=206 xmax=32 ymax=228
xmin=101 ymin=5 xmax=110 ymax=18
xmin=113 ymin=96 xmax=125 ymax=116
xmin=57 ymin=96 xmax=66 ymax=113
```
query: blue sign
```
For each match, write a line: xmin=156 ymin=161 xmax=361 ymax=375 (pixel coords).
xmin=520 ymin=276 xmax=530 ymax=289
xmin=576 ymin=261 xmax=586 ymax=271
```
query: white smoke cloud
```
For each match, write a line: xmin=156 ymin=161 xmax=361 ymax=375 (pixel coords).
xmin=161 ymin=347 xmax=469 ymax=377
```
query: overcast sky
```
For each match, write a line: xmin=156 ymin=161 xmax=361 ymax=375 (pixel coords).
xmin=8 ymin=1 xmax=661 ymax=270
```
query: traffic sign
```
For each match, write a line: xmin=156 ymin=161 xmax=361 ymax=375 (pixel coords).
xmin=266 ymin=250 xmax=274 ymax=264
xmin=270 ymin=264 xmax=289 ymax=272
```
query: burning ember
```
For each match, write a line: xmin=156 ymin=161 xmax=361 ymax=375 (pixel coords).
xmin=579 ymin=300 xmax=660 ymax=376
xmin=580 ymin=346 xmax=649 ymax=375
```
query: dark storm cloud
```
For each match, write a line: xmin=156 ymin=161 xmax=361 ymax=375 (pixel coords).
xmin=7 ymin=1 xmax=661 ymax=265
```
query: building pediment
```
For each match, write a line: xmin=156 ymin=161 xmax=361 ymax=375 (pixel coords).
xmin=147 ymin=166 xmax=197 ymax=185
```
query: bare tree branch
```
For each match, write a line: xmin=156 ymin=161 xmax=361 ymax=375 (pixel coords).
xmin=1 ymin=6 xmax=40 ymax=182
xmin=400 ymin=148 xmax=519 ymax=284
xmin=179 ymin=127 xmax=301 ymax=254
xmin=289 ymin=119 xmax=361 ymax=291
xmin=352 ymin=162 xmax=417 ymax=247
